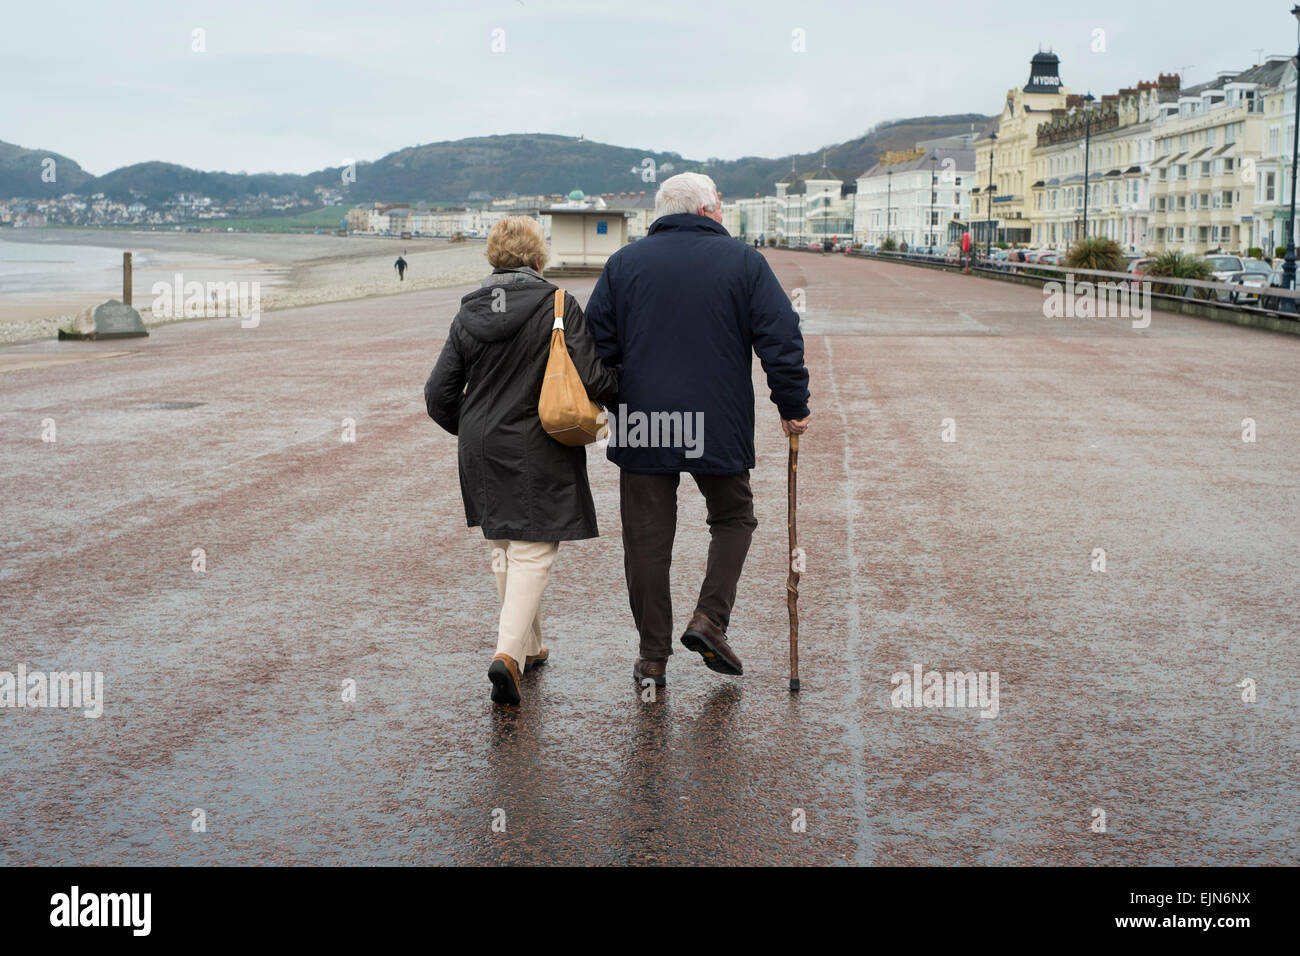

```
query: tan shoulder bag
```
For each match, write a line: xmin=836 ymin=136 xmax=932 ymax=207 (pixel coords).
xmin=538 ymin=288 xmax=608 ymax=446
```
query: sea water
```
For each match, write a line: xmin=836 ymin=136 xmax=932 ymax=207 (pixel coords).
xmin=0 ymin=233 xmax=126 ymax=297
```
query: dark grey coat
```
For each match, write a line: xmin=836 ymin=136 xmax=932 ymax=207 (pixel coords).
xmin=424 ymin=267 xmax=619 ymax=541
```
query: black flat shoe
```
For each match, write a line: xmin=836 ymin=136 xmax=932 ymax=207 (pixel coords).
xmin=488 ymin=654 xmax=522 ymax=705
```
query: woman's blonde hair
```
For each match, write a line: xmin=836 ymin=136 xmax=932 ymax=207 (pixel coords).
xmin=486 ymin=215 xmax=548 ymax=271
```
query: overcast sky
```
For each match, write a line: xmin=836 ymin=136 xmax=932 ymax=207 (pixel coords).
xmin=1 ymin=0 xmax=1290 ymax=175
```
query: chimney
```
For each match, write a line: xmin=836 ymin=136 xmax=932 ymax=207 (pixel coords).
xmin=1158 ymin=73 xmax=1180 ymax=91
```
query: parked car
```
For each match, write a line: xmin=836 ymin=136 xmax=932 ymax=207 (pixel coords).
xmin=1227 ymin=259 xmax=1276 ymax=304
xmin=1126 ymin=257 xmax=1153 ymax=275
xmin=1205 ymin=254 xmax=1245 ymax=279
xmin=983 ymin=248 xmax=1012 ymax=271
xmin=1259 ymin=263 xmax=1300 ymax=312
xmin=1204 ymin=255 xmax=1245 ymax=301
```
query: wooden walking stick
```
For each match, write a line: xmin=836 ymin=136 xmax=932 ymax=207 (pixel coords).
xmin=786 ymin=433 xmax=801 ymax=692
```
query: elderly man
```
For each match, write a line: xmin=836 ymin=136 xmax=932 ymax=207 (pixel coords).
xmin=585 ymin=172 xmax=810 ymax=688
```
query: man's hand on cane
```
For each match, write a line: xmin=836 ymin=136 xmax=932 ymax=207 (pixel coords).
xmin=782 ymin=415 xmax=810 ymax=437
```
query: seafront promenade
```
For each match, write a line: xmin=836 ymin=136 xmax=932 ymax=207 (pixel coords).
xmin=1 ymin=251 xmax=1295 ymax=865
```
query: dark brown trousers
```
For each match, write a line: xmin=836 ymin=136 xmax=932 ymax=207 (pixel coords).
xmin=619 ymin=470 xmax=757 ymax=660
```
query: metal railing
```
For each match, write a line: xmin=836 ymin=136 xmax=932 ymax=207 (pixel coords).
xmin=975 ymin=258 xmax=1300 ymax=309
xmin=833 ymin=246 xmax=1300 ymax=313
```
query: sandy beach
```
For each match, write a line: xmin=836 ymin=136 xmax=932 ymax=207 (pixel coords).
xmin=0 ymin=229 xmax=493 ymax=343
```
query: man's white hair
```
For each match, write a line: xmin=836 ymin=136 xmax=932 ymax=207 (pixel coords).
xmin=653 ymin=172 xmax=720 ymax=219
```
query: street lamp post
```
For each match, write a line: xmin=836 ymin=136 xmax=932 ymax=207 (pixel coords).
xmin=850 ymin=188 xmax=857 ymax=246
xmin=930 ymin=155 xmax=938 ymax=255
xmin=1081 ymin=92 xmax=1096 ymax=241
xmin=1283 ymin=5 xmax=1300 ymax=310
xmin=886 ymin=170 xmax=893 ymax=247
xmin=986 ymin=132 xmax=997 ymax=259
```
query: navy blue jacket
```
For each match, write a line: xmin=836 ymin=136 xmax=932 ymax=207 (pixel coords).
xmin=585 ymin=214 xmax=810 ymax=474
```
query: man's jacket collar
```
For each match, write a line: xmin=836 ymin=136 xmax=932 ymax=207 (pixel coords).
xmin=647 ymin=213 xmax=730 ymax=237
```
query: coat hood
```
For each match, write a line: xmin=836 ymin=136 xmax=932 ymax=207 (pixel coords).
xmin=456 ymin=267 xmax=554 ymax=343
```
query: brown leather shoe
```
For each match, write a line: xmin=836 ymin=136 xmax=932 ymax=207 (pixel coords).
xmin=680 ymin=612 xmax=743 ymax=676
xmin=633 ymin=658 xmax=667 ymax=687
xmin=524 ymin=644 xmax=549 ymax=672
xmin=487 ymin=653 xmax=522 ymax=705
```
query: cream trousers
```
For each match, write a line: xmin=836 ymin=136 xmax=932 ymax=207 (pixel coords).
xmin=488 ymin=539 xmax=559 ymax=668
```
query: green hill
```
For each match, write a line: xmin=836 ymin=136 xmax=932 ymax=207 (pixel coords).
xmin=711 ymin=115 xmax=990 ymax=195
xmin=1 ymin=116 xmax=990 ymax=203
xmin=0 ymin=140 xmax=93 ymax=197
xmin=306 ymin=134 xmax=691 ymax=202
xmin=81 ymin=162 xmax=309 ymax=202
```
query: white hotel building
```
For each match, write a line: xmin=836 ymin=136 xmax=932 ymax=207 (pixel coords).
xmin=767 ymin=157 xmax=857 ymax=246
xmin=1249 ymin=59 xmax=1298 ymax=255
xmin=854 ymin=144 xmax=975 ymax=249
xmin=1028 ymin=80 xmax=1172 ymax=252
xmin=1147 ymin=57 xmax=1289 ymax=255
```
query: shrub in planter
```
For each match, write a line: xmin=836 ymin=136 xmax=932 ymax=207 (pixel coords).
xmin=1064 ymin=236 xmax=1126 ymax=273
xmin=1144 ymin=250 xmax=1213 ymax=298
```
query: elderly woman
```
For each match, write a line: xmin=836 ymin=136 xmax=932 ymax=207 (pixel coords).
xmin=425 ymin=216 xmax=618 ymax=707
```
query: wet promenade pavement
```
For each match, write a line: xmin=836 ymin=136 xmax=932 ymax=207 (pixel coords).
xmin=2 ymin=251 xmax=1296 ymax=865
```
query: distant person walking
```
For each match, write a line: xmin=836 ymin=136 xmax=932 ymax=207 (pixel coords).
xmin=585 ymin=172 xmax=810 ymax=688
xmin=424 ymin=217 xmax=618 ymax=707
xmin=395 ymin=254 xmax=408 ymax=281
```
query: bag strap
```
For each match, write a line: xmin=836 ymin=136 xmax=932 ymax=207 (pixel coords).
xmin=552 ymin=288 xmax=565 ymax=330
